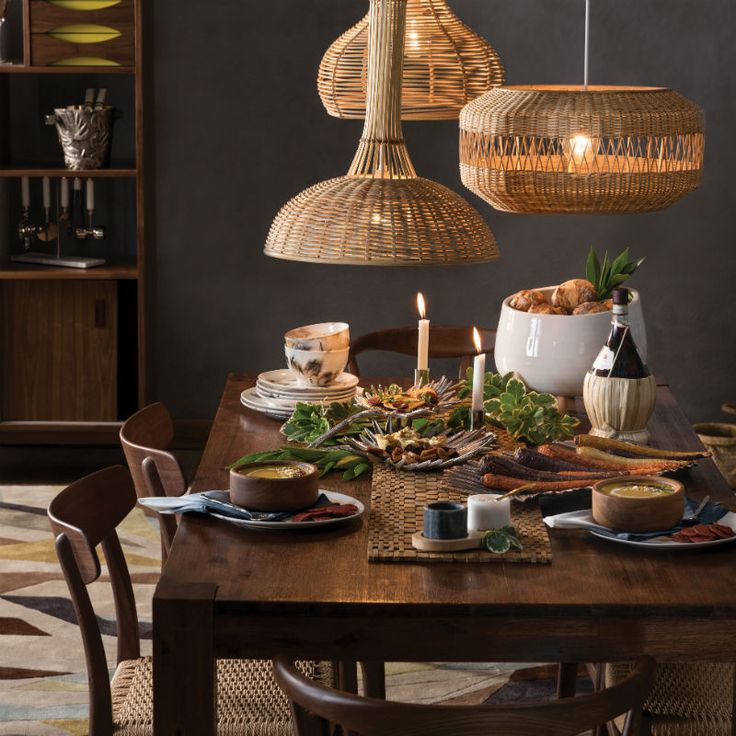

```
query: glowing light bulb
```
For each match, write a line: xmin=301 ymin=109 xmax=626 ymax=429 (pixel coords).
xmin=566 ymin=133 xmax=596 ymax=173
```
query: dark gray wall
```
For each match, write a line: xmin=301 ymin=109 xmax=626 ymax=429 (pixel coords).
xmin=152 ymin=0 xmax=736 ymax=423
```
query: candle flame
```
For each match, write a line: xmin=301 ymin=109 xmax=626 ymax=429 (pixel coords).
xmin=472 ymin=326 xmax=482 ymax=354
xmin=416 ymin=292 xmax=426 ymax=319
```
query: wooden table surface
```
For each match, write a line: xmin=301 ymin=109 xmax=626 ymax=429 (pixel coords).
xmin=153 ymin=374 xmax=736 ymax=735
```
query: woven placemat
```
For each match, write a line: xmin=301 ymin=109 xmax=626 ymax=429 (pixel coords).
xmin=368 ymin=465 xmax=551 ymax=564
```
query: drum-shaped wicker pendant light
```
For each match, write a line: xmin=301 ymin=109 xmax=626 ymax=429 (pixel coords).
xmin=458 ymin=3 xmax=705 ymax=214
xmin=318 ymin=0 xmax=504 ymax=120
xmin=265 ymin=0 xmax=498 ymax=266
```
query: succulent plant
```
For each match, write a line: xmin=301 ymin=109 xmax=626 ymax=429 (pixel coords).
xmin=586 ymin=246 xmax=645 ymax=301
xmin=451 ymin=371 xmax=579 ymax=445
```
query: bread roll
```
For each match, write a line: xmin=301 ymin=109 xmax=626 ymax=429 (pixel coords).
xmin=529 ymin=302 xmax=567 ymax=315
xmin=509 ymin=289 xmax=548 ymax=312
xmin=552 ymin=279 xmax=597 ymax=311
xmin=572 ymin=301 xmax=610 ymax=315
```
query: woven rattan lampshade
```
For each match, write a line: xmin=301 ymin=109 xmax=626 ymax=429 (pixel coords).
xmin=265 ymin=0 xmax=498 ymax=266
xmin=459 ymin=84 xmax=705 ymax=214
xmin=318 ymin=0 xmax=504 ymax=121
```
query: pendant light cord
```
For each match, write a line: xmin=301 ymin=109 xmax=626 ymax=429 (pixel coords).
xmin=583 ymin=0 xmax=590 ymax=89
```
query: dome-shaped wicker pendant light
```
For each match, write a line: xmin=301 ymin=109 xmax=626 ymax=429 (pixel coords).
xmin=318 ymin=0 xmax=504 ymax=120
xmin=459 ymin=1 xmax=705 ymax=214
xmin=265 ymin=0 xmax=498 ymax=266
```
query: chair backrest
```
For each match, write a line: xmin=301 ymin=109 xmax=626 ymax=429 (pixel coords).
xmin=347 ymin=325 xmax=496 ymax=378
xmin=120 ymin=402 xmax=185 ymax=561
xmin=273 ymin=655 xmax=655 ymax=736
xmin=48 ymin=466 xmax=140 ymax=736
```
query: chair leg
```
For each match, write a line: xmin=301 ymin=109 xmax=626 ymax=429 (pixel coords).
xmin=338 ymin=660 xmax=358 ymax=694
xmin=360 ymin=661 xmax=386 ymax=699
xmin=557 ymin=662 xmax=579 ymax=698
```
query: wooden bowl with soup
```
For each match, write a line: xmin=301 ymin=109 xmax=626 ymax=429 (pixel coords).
xmin=230 ymin=461 xmax=319 ymax=511
xmin=592 ymin=476 xmax=685 ymax=533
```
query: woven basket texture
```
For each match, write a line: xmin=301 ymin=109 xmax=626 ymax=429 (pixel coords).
xmin=110 ymin=657 xmax=334 ymax=735
xmin=607 ymin=662 xmax=734 ymax=735
xmin=318 ymin=0 xmax=504 ymax=120
xmin=265 ymin=0 xmax=497 ymax=266
xmin=459 ymin=85 xmax=705 ymax=213
xmin=265 ymin=176 xmax=497 ymax=265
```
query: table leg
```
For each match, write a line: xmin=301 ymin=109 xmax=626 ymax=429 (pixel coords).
xmin=360 ymin=661 xmax=386 ymax=699
xmin=557 ymin=662 xmax=579 ymax=698
xmin=153 ymin=583 xmax=217 ymax=735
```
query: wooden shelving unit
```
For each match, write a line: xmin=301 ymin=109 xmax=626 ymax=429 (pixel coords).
xmin=0 ymin=165 xmax=137 ymax=177
xmin=0 ymin=0 xmax=149 ymax=445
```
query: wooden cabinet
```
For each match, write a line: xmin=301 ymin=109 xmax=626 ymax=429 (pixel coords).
xmin=0 ymin=0 xmax=147 ymax=443
xmin=1 ymin=280 xmax=118 ymax=420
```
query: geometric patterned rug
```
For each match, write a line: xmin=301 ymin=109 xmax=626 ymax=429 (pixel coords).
xmin=0 ymin=485 xmax=160 ymax=736
xmin=0 ymin=484 xmax=529 ymax=735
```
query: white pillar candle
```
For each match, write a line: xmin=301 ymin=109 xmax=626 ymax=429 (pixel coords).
xmin=73 ymin=177 xmax=82 ymax=193
xmin=86 ymin=179 xmax=95 ymax=211
xmin=467 ymin=494 xmax=512 ymax=532
xmin=471 ymin=326 xmax=486 ymax=413
xmin=416 ymin=292 xmax=429 ymax=371
xmin=21 ymin=177 xmax=30 ymax=209
xmin=42 ymin=177 xmax=51 ymax=209
xmin=61 ymin=177 xmax=69 ymax=208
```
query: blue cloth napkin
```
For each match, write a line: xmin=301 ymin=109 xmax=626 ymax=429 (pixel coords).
xmin=138 ymin=491 xmax=333 ymax=523
xmin=543 ymin=497 xmax=729 ymax=542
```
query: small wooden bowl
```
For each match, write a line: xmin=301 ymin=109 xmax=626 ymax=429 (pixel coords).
xmin=592 ymin=476 xmax=685 ymax=533
xmin=229 ymin=461 xmax=319 ymax=512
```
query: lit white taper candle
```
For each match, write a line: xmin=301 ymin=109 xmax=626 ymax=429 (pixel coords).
xmin=471 ymin=326 xmax=486 ymax=413
xmin=416 ymin=292 xmax=429 ymax=371
xmin=21 ymin=177 xmax=30 ymax=209
xmin=60 ymin=177 xmax=69 ymax=208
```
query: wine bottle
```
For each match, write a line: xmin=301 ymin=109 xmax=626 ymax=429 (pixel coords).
xmin=584 ymin=287 xmax=656 ymax=445
xmin=591 ymin=288 xmax=650 ymax=379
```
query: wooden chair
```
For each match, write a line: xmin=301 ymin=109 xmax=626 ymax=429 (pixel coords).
xmin=274 ymin=655 xmax=656 ymax=736
xmin=120 ymin=403 xmax=186 ymax=564
xmin=48 ymin=465 xmax=336 ymax=736
xmin=347 ymin=325 xmax=497 ymax=378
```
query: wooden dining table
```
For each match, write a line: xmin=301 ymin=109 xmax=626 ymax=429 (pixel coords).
xmin=153 ymin=374 xmax=736 ymax=735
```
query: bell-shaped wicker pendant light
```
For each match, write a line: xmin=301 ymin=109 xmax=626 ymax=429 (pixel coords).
xmin=459 ymin=1 xmax=705 ymax=214
xmin=265 ymin=0 xmax=498 ymax=266
xmin=318 ymin=0 xmax=504 ymax=120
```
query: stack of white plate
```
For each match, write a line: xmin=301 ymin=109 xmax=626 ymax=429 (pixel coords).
xmin=241 ymin=370 xmax=360 ymax=420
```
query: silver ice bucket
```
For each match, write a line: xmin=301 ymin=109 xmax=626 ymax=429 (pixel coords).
xmin=46 ymin=105 xmax=114 ymax=170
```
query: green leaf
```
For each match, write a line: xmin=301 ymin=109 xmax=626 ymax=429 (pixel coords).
xmin=505 ymin=379 xmax=526 ymax=402
xmin=609 ymin=247 xmax=630 ymax=277
xmin=586 ymin=246 xmax=601 ymax=285
xmin=352 ymin=463 xmax=371 ymax=478
xmin=483 ymin=530 xmax=512 ymax=554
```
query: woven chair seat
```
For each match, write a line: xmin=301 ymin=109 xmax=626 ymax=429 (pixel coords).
xmin=607 ymin=662 xmax=734 ymax=735
xmin=111 ymin=657 xmax=335 ymax=736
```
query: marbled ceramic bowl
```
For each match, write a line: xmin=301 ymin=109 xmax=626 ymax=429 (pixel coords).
xmin=284 ymin=322 xmax=350 ymax=351
xmin=285 ymin=346 xmax=350 ymax=386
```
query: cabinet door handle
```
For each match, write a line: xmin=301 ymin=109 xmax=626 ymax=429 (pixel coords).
xmin=94 ymin=299 xmax=106 ymax=328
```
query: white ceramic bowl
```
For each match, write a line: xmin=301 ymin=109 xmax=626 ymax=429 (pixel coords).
xmin=285 ymin=346 xmax=350 ymax=386
xmin=494 ymin=287 xmax=646 ymax=397
xmin=284 ymin=322 xmax=350 ymax=351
